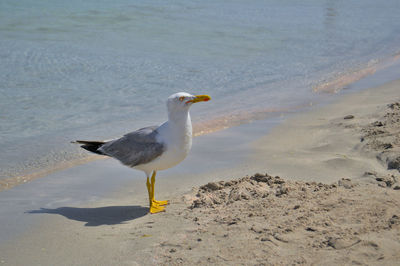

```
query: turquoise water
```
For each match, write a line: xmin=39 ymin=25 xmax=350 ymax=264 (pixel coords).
xmin=1 ymin=0 xmax=400 ymax=179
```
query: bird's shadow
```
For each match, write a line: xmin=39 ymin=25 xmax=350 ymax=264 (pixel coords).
xmin=26 ymin=205 xmax=148 ymax=226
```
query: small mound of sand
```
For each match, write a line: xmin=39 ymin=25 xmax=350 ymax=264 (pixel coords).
xmin=190 ymin=173 xmax=334 ymax=209
xmin=159 ymin=173 xmax=400 ymax=265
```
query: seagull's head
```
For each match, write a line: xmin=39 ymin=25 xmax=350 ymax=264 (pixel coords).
xmin=167 ymin=92 xmax=211 ymax=113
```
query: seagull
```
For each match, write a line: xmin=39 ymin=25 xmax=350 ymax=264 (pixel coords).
xmin=73 ymin=92 xmax=211 ymax=213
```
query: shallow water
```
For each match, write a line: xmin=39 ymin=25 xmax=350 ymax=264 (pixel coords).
xmin=1 ymin=0 xmax=400 ymax=180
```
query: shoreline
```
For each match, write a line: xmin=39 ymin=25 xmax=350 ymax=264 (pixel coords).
xmin=0 ymin=73 xmax=399 ymax=264
xmin=3 ymin=54 xmax=400 ymax=192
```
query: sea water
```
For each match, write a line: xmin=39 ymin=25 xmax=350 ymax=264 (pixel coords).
xmin=1 ymin=0 xmax=400 ymax=180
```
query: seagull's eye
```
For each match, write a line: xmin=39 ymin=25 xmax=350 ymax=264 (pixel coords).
xmin=179 ymin=96 xmax=185 ymax=102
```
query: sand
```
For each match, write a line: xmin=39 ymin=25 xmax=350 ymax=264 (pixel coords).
xmin=0 ymin=79 xmax=399 ymax=265
xmin=165 ymin=174 xmax=400 ymax=265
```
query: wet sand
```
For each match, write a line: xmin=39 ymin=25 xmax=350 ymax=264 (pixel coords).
xmin=0 ymin=79 xmax=399 ymax=265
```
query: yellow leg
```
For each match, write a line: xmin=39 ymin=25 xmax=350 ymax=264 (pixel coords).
xmin=147 ymin=171 xmax=168 ymax=214
xmin=146 ymin=177 xmax=152 ymax=207
xmin=151 ymin=171 xmax=169 ymax=206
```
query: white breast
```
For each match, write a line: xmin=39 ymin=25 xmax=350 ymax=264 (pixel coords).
xmin=134 ymin=113 xmax=192 ymax=173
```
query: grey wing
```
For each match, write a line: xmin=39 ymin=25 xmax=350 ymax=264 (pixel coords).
xmin=99 ymin=126 xmax=165 ymax=167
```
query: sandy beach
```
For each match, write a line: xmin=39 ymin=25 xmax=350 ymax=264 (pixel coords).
xmin=0 ymin=78 xmax=400 ymax=265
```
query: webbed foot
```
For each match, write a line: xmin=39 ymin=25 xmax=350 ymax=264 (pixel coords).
xmin=153 ymin=199 xmax=169 ymax=206
xmin=149 ymin=200 xmax=166 ymax=214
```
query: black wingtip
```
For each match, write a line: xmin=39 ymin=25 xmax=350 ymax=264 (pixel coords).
xmin=72 ymin=140 xmax=107 ymax=155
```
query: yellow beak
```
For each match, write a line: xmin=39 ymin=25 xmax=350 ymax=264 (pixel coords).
xmin=187 ymin=95 xmax=211 ymax=104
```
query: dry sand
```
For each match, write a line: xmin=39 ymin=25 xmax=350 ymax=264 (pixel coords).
xmin=0 ymin=79 xmax=399 ymax=265
xmin=166 ymin=174 xmax=400 ymax=265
